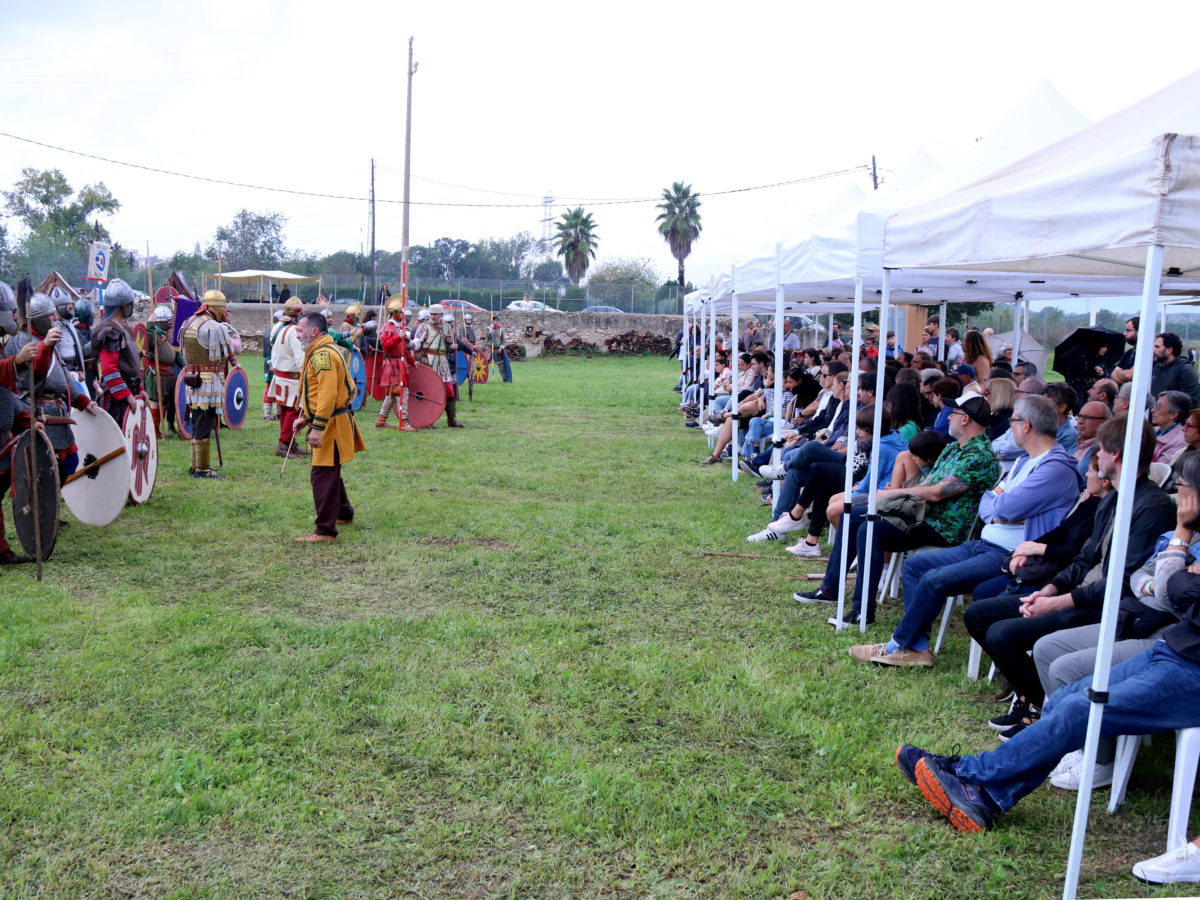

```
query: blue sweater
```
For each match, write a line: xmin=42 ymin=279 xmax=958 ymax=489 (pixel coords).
xmin=853 ymin=431 xmax=907 ymax=495
xmin=978 ymin=443 xmax=1081 ymax=543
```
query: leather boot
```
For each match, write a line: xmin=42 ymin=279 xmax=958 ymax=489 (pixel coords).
xmin=375 ymin=414 xmax=389 ymax=428
xmin=446 ymin=398 xmax=464 ymax=428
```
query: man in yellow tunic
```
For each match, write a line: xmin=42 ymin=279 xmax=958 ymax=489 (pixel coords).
xmin=292 ymin=312 xmax=366 ymax=543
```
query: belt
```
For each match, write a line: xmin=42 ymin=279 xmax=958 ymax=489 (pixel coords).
xmin=332 ymin=405 xmax=351 ymax=417
xmin=275 ymin=370 xmax=300 ymax=378
xmin=154 ymin=366 xmax=175 ymax=375
xmin=189 ymin=365 xmax=222 ymax=373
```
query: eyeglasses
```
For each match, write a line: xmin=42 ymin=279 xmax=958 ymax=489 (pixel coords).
xmin=1010 ymin=416 xmax=1027 ymax=425
xmin=1077 ymin=414 xmax=1108 ymax=421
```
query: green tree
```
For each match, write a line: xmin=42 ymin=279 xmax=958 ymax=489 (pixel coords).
xmin=3 ymin=167 xmax=120 ymax=249
xmin=655 ymin=181 xmax=702 ymax=294
xmin=530 ymin=259 xmax=565 ymax=284
xmin=586 ymin=257 xmax=659 ymax=290
xmin=554 ymin=207 xmax=599 ymax=286
xmin=205 ymin=209 xmax=288 ymax=271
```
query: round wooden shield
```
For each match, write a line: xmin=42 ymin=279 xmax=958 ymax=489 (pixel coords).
xmin=455 ymin=350 xmax=469 ymax=385
xmin=473 ymin=352 xmax=490 ymax=384
xmin=407 ymin=364 xmax=447 ymax=429
xmin=11 ymin=429 xmax=60 ymax=560
xmin=223 ymin=365 xmax=249 ymax=429
xmin=132 ymin=322 xmax=149 ymax=362
xmin=123 ymin=401 xmax=158 ymax=505
xmin=349 ymin=347 xmax=367 ymax=411
xmin=175 ymin=375 xmax=194 ymax=439
xmin=154 ymin=285 xmax=178 ymax=306
xmin=62 ymin=407 xmax=128 ymax=527
xmin=365 ymin=350 xmax=387 ymax=401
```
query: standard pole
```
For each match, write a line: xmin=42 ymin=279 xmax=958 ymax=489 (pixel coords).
xmin=1061 ymin=244 xmax=1165 ymax=900
xmin=401 ymin=36 xmax=416 ymax=306
xmin=937 ymin=300 xmax=947 ymax=362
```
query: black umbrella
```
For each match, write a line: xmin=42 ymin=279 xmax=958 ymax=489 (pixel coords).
xmin=1053 ymin=325 xmax=1125 ymax=379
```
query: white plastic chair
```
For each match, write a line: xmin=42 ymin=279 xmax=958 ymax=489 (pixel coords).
xmin=1149 ymin=461 xmax=1171 ymax=487
xmin=1109 ymin=727 xmax=1200 ymax=851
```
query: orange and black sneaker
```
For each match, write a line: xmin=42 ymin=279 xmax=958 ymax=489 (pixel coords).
xmin=915 ymin=754 xmax=997 ymax=832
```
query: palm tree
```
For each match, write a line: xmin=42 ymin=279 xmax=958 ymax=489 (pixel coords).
xmin=554 ymin=207 xmax=599 ymax=285
xmin=656 ymin=182 xmax=702 ymax=294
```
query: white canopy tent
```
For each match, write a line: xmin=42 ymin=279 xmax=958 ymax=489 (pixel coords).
xmin=882 ymin=67 xmax=1200 ymax=900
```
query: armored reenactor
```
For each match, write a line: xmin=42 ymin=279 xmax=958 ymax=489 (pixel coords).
xmin=0 ymin=283 xmax=38 ymax=564
xmin=179 ymin=289 xmax=238 ymax=479
xmin=6 ymin=291 xmax=100 ymax=482
xmin=292 ymin=311 xmax=365 ymax=543
xmin=73 ymin=295 xmax=98 ymax=395
xmin=48 ymin=286 xmax=88 ymax=392
xmin=263 ymin=309 xmax=284 ymax=420
xmin=487 ymin=315 xmax=511 ymax=382
xmin=268 ymin=297 xmax=305 ymax=457
xmin=412 ymin=303 xmax=463 ymax=427
xmin=144 ymin=305 xmax=185 ymax=435
xmin=90 ymin=278 xmax=144 ymax=427
xmin=375 ymin=298 xmax=415 ymax=430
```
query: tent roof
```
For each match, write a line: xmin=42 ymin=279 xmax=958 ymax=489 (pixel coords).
xmin=34 ymin=271 xmax=83 ymax=299
xmin=210 ymin=269 xmax=319 ymax=285
xmin=884 ymin=68 xmax=1200 ymax=286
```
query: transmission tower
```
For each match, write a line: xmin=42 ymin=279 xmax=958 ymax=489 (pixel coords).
xmin=538 ymin=193 xmax=555 ymax=251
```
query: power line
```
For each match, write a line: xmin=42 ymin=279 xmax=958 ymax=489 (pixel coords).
xmin=0 ymin=130 xmax=867 ymax=208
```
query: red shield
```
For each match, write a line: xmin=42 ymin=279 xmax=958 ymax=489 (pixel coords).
xmin=406 ymin=364 xmax=447 ymax=429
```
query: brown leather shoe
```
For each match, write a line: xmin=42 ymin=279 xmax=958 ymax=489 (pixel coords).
xmin=448 ymin=421 xmax=465 ymax=428
xmin=293 ymin=532 xmax=336 ymax=543
xmin=400 ymin=424 xmax=416 ymax=432
xmin=0 ymin=549 xmax=34 ymax=564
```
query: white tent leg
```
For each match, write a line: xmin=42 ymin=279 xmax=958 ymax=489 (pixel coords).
xmin=730 ymin=267 xmax=739 ymax=482
xmin=938 ymin=300 xmax=947 ymax=362
xmin=770 ymin=245 xmax=786 ymax=494
xmin=834 ymin=278 xmax=864 ymax=629
xmin=858 ymin=269 xmax=891 ymax=633
xmin=1088 ymin=297 xmax=1098 ymax=327
xmin=1061 ymin=244 xmax=1164 ymax=900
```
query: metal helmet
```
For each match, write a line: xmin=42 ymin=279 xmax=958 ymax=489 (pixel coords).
xmin=202 ymin=289 xmax=227 ymax=309
xmin=153 ymin=304 xmax=173 ymax=322
xmin=463 ymin=313 xmax=472 ymax=323
xmin=345 ymin=302 xmax=359 ymax=322
xmin=283 ymin=297 xmax=303 ymax=317
xmin=49 ymin=285 xmax=75 ymax=318
xmin=104 ymin=278 xmax=136 ymax=317
xmin=417 ymin=309 xmax=430 ymax=322
xmin=386 ymin=298 xmax=405 ymax=316
xmin=74 ymin=295 xmax=95 ymax=327
xmin=27 ymin=292 xmax=55 ymax=336
xmin=445 ymin=312 xmax=455 ymax=324
xmin=428 ymin=304 xmax=444 ymax=316
xmin=321 ymin=307 xmax=333 ymax=321
xmin=0 ymin=282 xmax=18 ymax=336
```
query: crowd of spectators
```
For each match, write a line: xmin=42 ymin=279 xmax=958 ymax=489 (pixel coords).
xmin=675 ymin=313 xmax=1200 ymax=885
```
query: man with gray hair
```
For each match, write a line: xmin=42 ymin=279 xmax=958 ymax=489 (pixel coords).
xmin=1088 ymin=377 xmax=1118 ymax=408
xmin=850 ymin=394 xmax=1082 ymax=667
xmin=1014 ymin=361 xmax=1038 ymax=385
xmin=1073 ymin=400 xmax=1112 ymax=479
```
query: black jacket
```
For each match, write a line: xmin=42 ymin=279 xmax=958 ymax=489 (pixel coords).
xmin=1151 ymin=356 xmax=1200 ymax=406
xmin=1049 ymin=477 xmax=1176 ymax=610
xmin=1165 ymin=569 xmax=1200 ymax=664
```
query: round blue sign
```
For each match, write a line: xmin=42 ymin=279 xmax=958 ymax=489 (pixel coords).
xmin=94 ymin=249 xmax=107 ymax=272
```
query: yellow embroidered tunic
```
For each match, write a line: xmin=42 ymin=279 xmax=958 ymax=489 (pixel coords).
xmin=299 ymin=333 xmax=366 ymax=467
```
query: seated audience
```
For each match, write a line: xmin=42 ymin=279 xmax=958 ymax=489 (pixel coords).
xmin=984 ymin=377 xmax=1016 ymax=440
xmin=1041 ymin=382 xmax=1079 ymax=454
xmin=1151 ymin=389 xmax=1191 ymax=464
xmin=1072 ymin=400 xmax=1111 ymax=479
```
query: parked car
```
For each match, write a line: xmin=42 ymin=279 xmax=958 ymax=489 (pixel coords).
xmin=506 ymin=299 xmax=561 ymax=312
xmin=581 ymin=305 xmax=624 ymax=314
xmin=442 ymin=298 xmax=487 ymax=314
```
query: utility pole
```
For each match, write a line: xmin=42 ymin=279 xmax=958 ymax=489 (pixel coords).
xmin=401 ymin=36 xmax=418 ymax=305
xmin=370 ymin=158 xmax=376 ymax=313
xmin=871 ymin=155 xmax=879 ymax=191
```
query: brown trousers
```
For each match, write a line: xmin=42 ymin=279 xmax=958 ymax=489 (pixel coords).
xmin=310 ymin=444 xmax=353 ymax=536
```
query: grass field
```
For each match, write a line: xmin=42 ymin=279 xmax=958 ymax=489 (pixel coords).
xmin=0 ymin=354 xmax=1194 ymax=899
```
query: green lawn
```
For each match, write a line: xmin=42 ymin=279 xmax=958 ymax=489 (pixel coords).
xmin=0 ymin=355 xmax=1192 ymax=898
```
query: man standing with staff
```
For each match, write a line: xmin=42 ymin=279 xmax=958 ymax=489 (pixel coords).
xmin=145 ymin=305 xmax=184 ymax=436
xmin=180 ymin=289 xmax=239 ymax=479
xmin=292 ymin=312 xmax=365 ymax=543
xmin=412 ymin=304 xmax=464 ymax=428
xmin=268 ymin=297 xmax=306 ymax=458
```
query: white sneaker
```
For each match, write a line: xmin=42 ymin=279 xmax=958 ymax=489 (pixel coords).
xmin=1133 ymin=841 xmax=1200 ymax=884
xmin=747 ymin=527 xmax=784 ymax=543
xmin=1049 ymin=750 xmax=1084 ymax=778
xmin=759 ymin=463 xmax=786 ymax=480
xmin=701 ymin=423 xmax=719 ymax=437
xmin=786 ymin=539 xmax=822 ymax=557
xmin=766 ymin=512 xmax=806 ymax=536
xmin=1049 ymin=759 xmax=1114 ymax=791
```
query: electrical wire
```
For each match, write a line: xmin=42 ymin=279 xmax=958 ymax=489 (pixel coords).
xmin=0 ymin=129 xmax=868 ymax=208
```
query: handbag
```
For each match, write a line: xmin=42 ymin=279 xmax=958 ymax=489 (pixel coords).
xmin=875 ymin=492 xmax=927 ymax=533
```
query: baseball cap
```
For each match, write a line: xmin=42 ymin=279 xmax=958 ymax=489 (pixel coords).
xmin=951 ymin=362 xmax=977 ymax=378
xmin=948 ymin=391 xmax=991 ymax=426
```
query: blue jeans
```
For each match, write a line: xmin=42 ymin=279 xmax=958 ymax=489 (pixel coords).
xmin=957 ymin=641 xmax=1200 ymax=813
xmin=773 ymin=441 xmax=846 ymax=519
xmin=742 ymin=417 xmax=774 ymax=456
xmin=819 ymin=506 xmax=948 ymax=620
xmin=892 ymin=540 xmax=1008 ymax=651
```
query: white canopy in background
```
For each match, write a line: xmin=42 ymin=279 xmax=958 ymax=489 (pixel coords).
xmin=209 ymin=269 xmax=320 ymax=285
xmin=884 ymin=69 xmax=1200 ymax=285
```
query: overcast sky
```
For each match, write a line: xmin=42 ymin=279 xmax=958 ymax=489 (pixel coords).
xmin=4 ymin=0 xmax=1200 ymax=300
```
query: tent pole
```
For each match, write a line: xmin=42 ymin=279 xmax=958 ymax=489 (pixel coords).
xmin=1088 ymin=297 xmax=1097 ymax=327
xmin=938 ymin=300 xmax=947 ymax=362
xmin=829 ymin=313 xmax=835 ymax=349
xmin=730 ymin=266 xmax=739 ymax=482
xmin=834 ymin=277 xmax=864 ymax=629
xmin=1061 ymin=244 xmax=1164 ymax=900
xmin=772 ymin=245 xmax=785 ymax=508
xmin=859 ymin=269 xmax=891 ymax=632
xmin=1012 ymin=294 xmax=1024 ymax=368
xmin=707 ymin=298 xmax=716 ymax=417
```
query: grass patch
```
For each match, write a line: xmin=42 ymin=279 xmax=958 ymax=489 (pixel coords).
xmin=0 ymin=355 xmax=1193 ymax=898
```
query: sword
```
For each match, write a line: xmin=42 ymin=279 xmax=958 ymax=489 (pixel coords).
xmin=213 ymin=414 xmax=224 ymax=467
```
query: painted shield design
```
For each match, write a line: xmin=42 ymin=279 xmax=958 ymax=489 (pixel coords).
xmin=174 ymin=374 xmax=194 ymax=439
xmin=11 ymin=429 xmax=60 ymax=560
xmin=473 ymin=352 xmax=490 ymax=384
xmin=61 ymin=406 xmax=129 ymax=527
xmin=123 ymin=401 xmax=158 ymax=505
xmin=349 ymin=347 xmax=367 ymax=411
xmin=223 ymin=365 xmax=249 ymax=429
xmin=365 ymin=349 xmax=387 ymax=401
xmin=455 ymin=350 xmax=469 ymax=385
xmin=406 ymin=364 xmax=447 ymax=429
xmin=154 ymin=285 xmax=178 ymax=306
